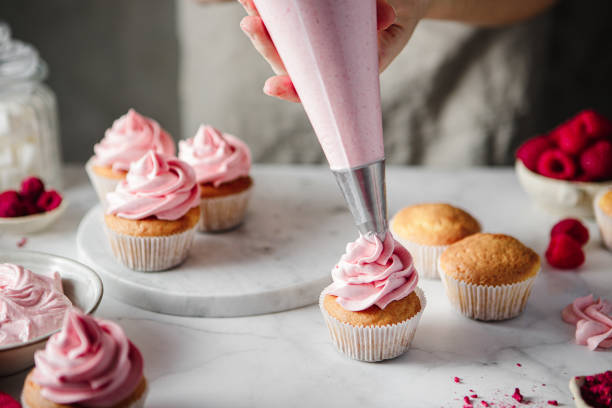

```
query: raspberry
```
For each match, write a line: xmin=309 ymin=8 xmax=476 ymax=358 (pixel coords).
xmin=536 ymin=149 xmax=576 ymax=180
xmin=36 ymin=190 xmax=63 ymax=212
xmin=516 ymin=136 xmax=553 ymax=171
xmin=575 ymin=109 xmax=612 ymax=140
xmin=579 ymin=140 xmax=612 ymax=181
xmin=0 ymin=200 xmax=24 ymax=218
xmin=19 ymin=176 xmax=45 ymax=202
xmin=21 ymin=201 xmax=41 ymax=216
xmin=0 ymin=190 xmax=20 ymax=206
xmin=558 ymin=124 xmax=590 ymax=155
xmin=0 ymin=392 xmax=21 ymax=408
xmin=551 ymin=218 xmax=589 ymax=245
xmin=546 ymin=234 xmax=585 ymax=269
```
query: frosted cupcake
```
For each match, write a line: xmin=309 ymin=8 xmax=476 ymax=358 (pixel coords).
xmin=438 ymin=233 xmax=540 ymax=321
xmin=320 ymin=232 xmax=425 ymax=362
xmin=179 ymin=125 xmax=252 ymax=231
xmin=86 ymin=109 xmax=176 ymax=204
xmin=105 ymin=151 xmax=200 ymax=271
xmin=22 ymin=308 xmax=147 ymax=408
xmin=594 ymin=189 xmax=612 ymax=251
xmin=391 ymin=203 xmax=481 ymax=279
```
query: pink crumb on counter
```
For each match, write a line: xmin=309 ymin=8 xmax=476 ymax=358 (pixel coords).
xmin=547 ymin=401 xmax=558 ymax=406
xmin=481 ymin=401 xmax=490 ymax=407
xmin=516 ymin=363 xmax=522 ymax=367
xmin=16 ymin=237 xmax=27 ymax=247
xmin=471 ymin=394 xmax=478 ymax=398
xmin=454 ymin=376 xmax=462 ymax=383
xmin=512 ymin=388 xmax=524 ymax=403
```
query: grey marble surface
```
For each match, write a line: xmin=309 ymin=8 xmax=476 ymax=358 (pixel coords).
xmin=1 ymin=165 xmax=611 ymax=407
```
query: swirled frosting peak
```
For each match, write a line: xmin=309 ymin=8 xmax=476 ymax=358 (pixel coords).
xmin=178 ymin=125 xmax=251 ymax=187
xmin=562 ymin=294 xmax=612 ymax=350
xmin=94 ymin=109 xmax=176 ymax=172
xmin=106 ymin=151 xmax=200 ymax=221
xmin=326 ymin=233 xmax=419 ymax=311
xmin=0 ymin=263 xmax=71 ymax=347
xmin=33 ymin=308 xmax=144 ymax=407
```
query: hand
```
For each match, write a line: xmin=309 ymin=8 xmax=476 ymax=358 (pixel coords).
xmin=238 ymin=0 xmax=430 ymax=103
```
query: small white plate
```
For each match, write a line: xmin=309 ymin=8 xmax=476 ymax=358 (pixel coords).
xmin=0 ymin=200 xmax=68 ymax=235
xmin=0 ymin=250 xmax=103 ymax=376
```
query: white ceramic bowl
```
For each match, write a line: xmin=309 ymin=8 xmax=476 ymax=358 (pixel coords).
xmin=569 ymin=376 xmax=593 ymax=408
xmin=0 ymin=250 xmax=103 ymax=376
xmin=0 ymin=200 xmax=68 ymax=235
xmin=515 ymin=160 xmax=612 ymax=219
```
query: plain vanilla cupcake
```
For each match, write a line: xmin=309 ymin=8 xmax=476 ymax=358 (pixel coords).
xmin=594 ymin=189 xmax=612 ymax=251
xmin=179 ymin=125 xmax=252 ymax=232
xmin=105 ymin=151 xmax=200 ymax=271
xmin=86 ymin=109 xmax=176 ymax=204
xmin=391 ymin=203 xmax=481 ymax=280
xmin=22 ymin=308 xmax=147 ymax=408
xmin=438 ymin=233 xmax=540 ymax=321
xmin=320 ymin=232 xmax=425 ymax=362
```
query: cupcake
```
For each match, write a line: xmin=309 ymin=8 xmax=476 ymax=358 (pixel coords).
xmin=86 ymin=109 xmax=176 ymax=204
xmin=438 ymin=233 xmax=540 ymax=321
xmin=22 ymin=308 xmax=147 ymax=408
xmin=390 ymin=203 xmax=481 ymax=279
xmin=104 ymin=151 xmax=200 ymax=271
xmin=320 ymin=232 xmax=425 ymax=362
xmin=594 ymin=188 xmax=612 ymax=251
xmin=179 ymin=125 xmax=252 ymax=232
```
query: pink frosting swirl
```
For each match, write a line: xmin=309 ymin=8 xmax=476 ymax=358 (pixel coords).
xmin=326 ymin=233 xmax=419 ymax=311
xmin=94 ymin=109 xmax=176 ymax=172
xmin=106 ymin=151 xmax=200 ymax=221
xmin=178 ymin=125 xmax=251 ymax=187
xmin=32 ymin=308 xmax=144 ymax=407
xmin=0 ymin=263 xmax=71 ymax=347
xmin=562 ymin=294 xmax=612 ymax=350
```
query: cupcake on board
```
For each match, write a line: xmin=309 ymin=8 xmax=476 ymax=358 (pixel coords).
xmin=320 ymin=232 xmax=425 ymax=362
xmin=438 ymin=233 xmax=540 ymax=321
xmin=86 ymin=109 xmax=176 ymax=204
xmin=179 ymin=124 xmax=252 ymax=232
xmin=105 ymin=150 xmax=200 ymax=271
xmin=22 ymin=308 xmax=147 ymax=408
xmin=391 ymin=203 xmax=481 ymax=279
xmin=594 ymin=188 xmax=612 ymax=251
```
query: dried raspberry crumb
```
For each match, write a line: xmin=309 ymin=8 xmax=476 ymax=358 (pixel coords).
xmin=547 ymin=401 xmax=558 ymax=406
xmin=580 ymin=370 xmax=612 ymax=408
xmin=512 ymin=388 xmax=524 ymax=403
xmin=481 ymin=401 xmax=490 ymax=407
xmin=471 ymin=394 xmax=478 ymax=398
xmin=464 ymin=396 xmax=471 ymax=404
xmin=516 ymin=363 xmax=522 ymax=367
xmin=469 ymin=389 xmax=475 ymax=393
xmin=17 ymin=237 xmax=27 ymax=248
xmin=454 ymin=377 xmax=461 ymax=383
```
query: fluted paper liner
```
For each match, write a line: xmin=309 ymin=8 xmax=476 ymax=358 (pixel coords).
xmin=85 ymin=157 xmax=122 ymax=207
xmin=392 ymin=234 xmax=447 ymax=280
xmin=319 ymin=287 xmax=426 ymax=362
xmin=594 ymin=189 xmax=612 ymax=251
xmin=22 ymin=382 xmax=148 ymax=408
xmin=198 ymin=187 xmax=252 ymax=232
xmin=104 ymin=224 xmax=197 ymax=272
xmin=439 ymin=262 xmax=539 ymax=321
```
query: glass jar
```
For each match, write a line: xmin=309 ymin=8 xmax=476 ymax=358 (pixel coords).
xmin=0 ymin=22 xmax=62 ymax=191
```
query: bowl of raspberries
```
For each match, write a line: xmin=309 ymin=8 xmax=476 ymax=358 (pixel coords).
xmin=516 ymin=109 xmax=612 ymax=218
xmin=0 ymin=176 xmax=66 ymax=234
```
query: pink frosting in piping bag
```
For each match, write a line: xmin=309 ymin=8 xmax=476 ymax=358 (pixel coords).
xmin=562 ymin=294 xmax=612 ymax=350
xmin=33 ymin=308 xmax=144 ymax=407
xmin=106 ymin=151 xmax=200 ymax=221
xmin=326 ymin=233 xmax=419 ymax=311
xmin=0 ymin=263 xmax=71 ymax=347
xmin=94 ymin=109 xmax=176 ymax=172
xmin=178 ymin=125 xmax=251 ymax=187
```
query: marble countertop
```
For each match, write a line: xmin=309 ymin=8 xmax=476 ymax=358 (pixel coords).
xmin=1 ymin=165 xmax=611 ymax=408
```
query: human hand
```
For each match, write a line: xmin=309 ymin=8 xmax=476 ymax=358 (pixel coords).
xmin=238 ymin=0 xmax=430 ymax=102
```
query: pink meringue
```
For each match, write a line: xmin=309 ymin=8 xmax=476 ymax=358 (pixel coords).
xmin=178 ymin=125 xmax=251 ymax=187
xmin=326 ymin=232 xmax=419 ymax=311
xmin=562 ymin=294 xmax=612 ymax=350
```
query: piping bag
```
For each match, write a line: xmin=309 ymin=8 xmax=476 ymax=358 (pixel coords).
xmin=252 ymin=0 xmax=387 ymax=239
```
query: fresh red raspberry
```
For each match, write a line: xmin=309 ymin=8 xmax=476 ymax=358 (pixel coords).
xmin=579 ymin=140 xmax=612 ymax=181
xmin=36 ymin=190 xmax=63 ymax=212
xmin=557 ymin=125 xmax=590 ymax=155
xmin=551 ymin=218 xmax=589 ymax=245
xmin=0 ymin=190 xmax=20 ymax=205
xmin=19 ymin=176 xmax=45 ymax=203
xmin=21 ymin=201 xmax=42 ymax=216
xmin=0 ymin=200 xmax=24 ymax=218
xmin=0 ymin=392 xmax=21 ymax=408
xmin=546 ymin=234 xmax=585 ymax=269
xmin=516 ymin=136 xmax=553 ymax=171
xmin=536 ymin=149 xmax=576 ymax=180
xmin=574 ymin=109 xmax=612 ymax=140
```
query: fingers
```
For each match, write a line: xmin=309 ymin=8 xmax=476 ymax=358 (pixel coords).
xmin=263 ymin=76 xmax=301 ymax=103
xmin=237 ymin=0 xmax=258 ymax=15
xmin=376 ymin=0 xmax=397 ymax=31
xmin=240 ymin=15 xmax=287 ymax=75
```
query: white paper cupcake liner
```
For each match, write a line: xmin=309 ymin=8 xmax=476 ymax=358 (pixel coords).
xmin=594 ymin=189 xmax=612 ymax=251
xmin=392 ymin=234 xmax=447 ymax=280
xmin=319 ymin=287 xmax=426 ymax=362
xmin=439 ymin=262 xmax=539 ymax=321
xmin=22 ymin=381 xmax=148 ymax=408
xmin=198 ymin=187 xmax=252 ymax=232
xmin=104 ymin=223 xmax=197 ymax=272
xmin=85 ymin=157 xmax=122 ymax=207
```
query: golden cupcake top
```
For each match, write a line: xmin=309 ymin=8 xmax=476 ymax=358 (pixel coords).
xmin=599 ymin=190 xmax=612 ymax=216
xmin=439 ymin=233 xmax=540 ymax=286
xmin=391 ymin=203 xmax=481 ymax=246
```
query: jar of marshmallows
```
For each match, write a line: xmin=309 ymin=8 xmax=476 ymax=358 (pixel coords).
xmin=0 ymin=22 xmax=62 ymax=191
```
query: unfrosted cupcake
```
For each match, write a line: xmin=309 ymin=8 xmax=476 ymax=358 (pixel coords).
xmin=105 ymin=151 xmax=200 ymax=271
xmin=594 ymin=189 xmax=612 ymax=251
xmin=22 ymin=308 xmax=147 ymax=408
xmin=320 ymin=232 xmax=425 ymax=362
xmin=179 ymin=125 xmax=252 ymax=232
xmin=86 ymin=109 xmax=175 ymax=204
xmin=438 ymin=233 xmax=540 ymax=321
xmin=391 ymin=203 xmax=481 ymax=279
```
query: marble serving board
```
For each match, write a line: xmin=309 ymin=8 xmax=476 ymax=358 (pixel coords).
xmin=76 ymin=167 xmax=358 ymax=317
